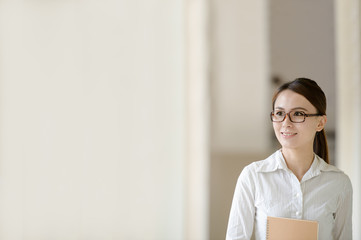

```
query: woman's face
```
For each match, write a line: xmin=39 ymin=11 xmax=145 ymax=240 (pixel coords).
xmin=273 ymin=90 xmax=327 ymax=151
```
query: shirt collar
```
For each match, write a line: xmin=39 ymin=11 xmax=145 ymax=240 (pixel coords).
xmin=255 ymin=149 xmax=342 ymax=177
xmin=302 ymin=154 xmax=342 ymax=181
xmin=255 ymin=150 xmax=287 ymax=173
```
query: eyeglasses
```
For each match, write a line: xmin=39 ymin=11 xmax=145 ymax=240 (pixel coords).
xmin=270 ymin=110 xmax=323 ymax=123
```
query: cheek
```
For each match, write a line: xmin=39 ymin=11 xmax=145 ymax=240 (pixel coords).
xmin=299 ymin=124 xmax=318 ymax=141
xmin=304 ymin=121 xmax=319 ymax=133
xmin=272 ymin=123 xmax=281 ymax=135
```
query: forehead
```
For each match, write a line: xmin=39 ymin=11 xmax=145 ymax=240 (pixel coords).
xmin=274 ymin=90 xmax=316 ymax=111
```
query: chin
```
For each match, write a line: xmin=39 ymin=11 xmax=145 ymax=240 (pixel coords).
xmin=277 ymin=140 xmax=299 ymax=149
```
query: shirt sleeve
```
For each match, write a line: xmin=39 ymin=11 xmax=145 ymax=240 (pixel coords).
xmin=332 ymin=175 xmax=353 ymax=240
xmin=226 ymin=165 xmax=256 ymax=240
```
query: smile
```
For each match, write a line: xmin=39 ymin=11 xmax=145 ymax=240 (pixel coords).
xmin=281 ymin=132 xmax=297 ymax=136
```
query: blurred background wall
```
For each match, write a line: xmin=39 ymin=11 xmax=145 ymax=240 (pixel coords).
xmin=0 ymin=0 xmax=360 ymax=239
xmin=0 ymin=1 xmax=187 ymax=239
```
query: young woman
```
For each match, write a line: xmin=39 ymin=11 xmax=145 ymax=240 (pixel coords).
xmin=226 ymin=78 xmax=352 ymax=240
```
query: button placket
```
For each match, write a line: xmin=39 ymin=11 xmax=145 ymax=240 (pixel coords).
xmin=292 ymin=177 xmax=303 ymax=219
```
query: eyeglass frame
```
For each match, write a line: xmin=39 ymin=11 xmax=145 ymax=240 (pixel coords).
xmin=270 ymin=110 xmax=324 ymax=123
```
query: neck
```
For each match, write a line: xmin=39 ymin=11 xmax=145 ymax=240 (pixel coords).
xmin=281 ymin=148 xmax=314 ymax=181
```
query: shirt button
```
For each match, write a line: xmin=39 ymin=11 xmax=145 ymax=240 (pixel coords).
xmin=296 ymin=193 xmax=301 ymax=198
xmin=296 ymin=211 xmax=301 ymax=216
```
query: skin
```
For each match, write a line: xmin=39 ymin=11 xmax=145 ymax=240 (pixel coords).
xmin=273 ymin=90 xmax=327 ymax=181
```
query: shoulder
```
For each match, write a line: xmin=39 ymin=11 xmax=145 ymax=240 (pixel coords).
xmin=317 ymin=158 xmax=353 ymax=192
xmin=330 ymin=170 xmax=353 ymax=192
xmin=234 ymin=156 xmax=272 ymax=193
xmin=243 ymin=150 xmax=281 ymax=173
xmin=324 ymin=169 xmax=353 ymax=200
xmin=239 ymin=151 xmax=280 ymax=179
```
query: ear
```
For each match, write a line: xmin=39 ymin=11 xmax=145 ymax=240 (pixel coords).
xmin=316 ymin=115 xmax=327 ymax=132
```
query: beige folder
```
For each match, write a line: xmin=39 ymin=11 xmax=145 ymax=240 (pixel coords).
xmin=267 ymin=216 xmax=318 ymax=240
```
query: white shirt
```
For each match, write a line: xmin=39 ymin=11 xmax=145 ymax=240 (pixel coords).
xmin=226 ymin=150 xmax=352 ymax=240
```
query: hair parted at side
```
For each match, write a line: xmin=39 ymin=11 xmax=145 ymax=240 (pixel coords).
xmin=272 ymin=78 xmax=329 ymax=164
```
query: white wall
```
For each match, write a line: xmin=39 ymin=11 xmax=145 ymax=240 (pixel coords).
xmin=0 ymin=1 xmax=186 ymax=239
xmin=335 ymin=0 xmax=361 ymax=238
xmin=186 ymin=0 xmax=210 ymax=239
xmin=210 ymin=0 xmax=270 ymax=154
xmin=209 ymin=0 xmax=270 ymax=239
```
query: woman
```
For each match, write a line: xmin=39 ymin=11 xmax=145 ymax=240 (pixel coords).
xmin=226 ymin=78 xmax=352 ymax=240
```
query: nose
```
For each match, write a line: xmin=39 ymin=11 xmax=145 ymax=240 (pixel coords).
xmin=282 ymin=113 xmax=293 ymax=126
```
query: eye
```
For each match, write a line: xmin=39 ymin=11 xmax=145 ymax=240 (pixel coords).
xmin=274 ymin=111 xmax=285 ymax=116
xmin=293 ymin=111 xmax=305 ymax=116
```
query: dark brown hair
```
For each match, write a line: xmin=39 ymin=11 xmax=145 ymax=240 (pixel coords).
xmin=272 ymin=78 xmax=329 ymax=163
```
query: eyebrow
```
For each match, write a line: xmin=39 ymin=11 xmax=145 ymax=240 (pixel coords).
xmin=274 ymin=107 xmax=309 ymax=111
